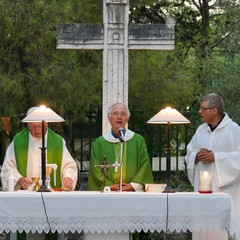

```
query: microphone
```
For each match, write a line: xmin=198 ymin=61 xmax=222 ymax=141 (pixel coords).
xmin=118 ymin=128 xmax=125 ymax=142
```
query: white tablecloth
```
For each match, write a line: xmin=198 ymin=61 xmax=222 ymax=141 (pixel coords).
xmin=0 ymin=191 xmax=239 ymax=238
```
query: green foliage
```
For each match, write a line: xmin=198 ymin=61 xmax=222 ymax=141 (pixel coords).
xmin=200 ymin=54 xmax=240 ymax=123
xmin=133 ymin=231 xmax=191 ymax=240
xmin=0 ymin=0 xmax=103 ymax=121
xmin=1 ymin=0 xmax=240 ymax=142
xmin=171 ymin=170 xmax=193 ymax=192
xmin=129 ymin=50 xmax=201 ymax=119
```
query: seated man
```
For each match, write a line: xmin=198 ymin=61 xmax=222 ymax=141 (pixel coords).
xmin=88 ymin=103 xmax=153 ymax=191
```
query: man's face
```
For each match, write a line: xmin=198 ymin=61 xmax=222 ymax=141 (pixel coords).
xmin=198 ymin=101 xmax=215 ymax=124
xmin=28 ymin=122 xmax=48 ymax=139
xmin=108 ymin=104 xmax=129 ymax=133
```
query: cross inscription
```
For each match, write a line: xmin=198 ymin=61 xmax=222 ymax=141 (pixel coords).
xmin=57 ymin=0 xmax=175 ymax=133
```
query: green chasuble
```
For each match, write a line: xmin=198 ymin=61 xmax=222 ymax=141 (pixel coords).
xmin=88 ymin=132 xmax=153 ymax=191
xmin=14 ymin=128 xmax=63 ymax=188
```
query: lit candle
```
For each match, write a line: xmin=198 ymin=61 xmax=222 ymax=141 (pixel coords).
xmin=200 ymin=171 xmax=212 ymax=191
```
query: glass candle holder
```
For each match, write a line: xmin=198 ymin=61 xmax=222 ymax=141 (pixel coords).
xmin=199 ymin=171 xmax=212 ymax=191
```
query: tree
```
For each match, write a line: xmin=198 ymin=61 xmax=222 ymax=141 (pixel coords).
xmin=0 ymin=0 xmax=103 ymax=120
xmin=129 ymin=0 xmax=240 ymax=84
xmin=129 ymin=0 xmax=240 ymax=118
xmin=1 ymin=0 xmax=240 ymax=142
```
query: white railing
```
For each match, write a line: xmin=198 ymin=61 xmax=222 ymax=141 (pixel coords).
xmin=152 ymin=156 xmax=186 ymax=171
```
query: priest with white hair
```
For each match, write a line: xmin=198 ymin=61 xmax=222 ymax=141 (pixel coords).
xmin=0 ymin=106 xmax=78 ymax=240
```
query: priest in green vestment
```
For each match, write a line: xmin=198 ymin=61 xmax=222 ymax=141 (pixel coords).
xmin=1 ymin=107 xmax=78 ymax=192
xmin=88 ymin=103 xmax=153 ymax=191
xmin=1 ymin=107 xmax=78 ymax=240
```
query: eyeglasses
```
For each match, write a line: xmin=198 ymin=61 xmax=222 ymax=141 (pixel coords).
xmin=111 ymin=111 xmax=128 ymax=117
xmin=199 ymin=106 xmax=214 ymax=111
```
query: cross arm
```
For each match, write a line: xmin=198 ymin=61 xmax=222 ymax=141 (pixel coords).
xmin=128 ymin=24 xmax=175 ymax=50
xmin=57 ymin=24 xmax=104 ymax=50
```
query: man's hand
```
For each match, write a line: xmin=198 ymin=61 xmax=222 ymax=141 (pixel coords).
xmin=62 ymin=177 xmax=74 ymax=191
xmin=195 ymin=148 xmax=215 ymax=164
xmin=110 ymin=183 xmax=135 ymax=191
xmin=17 ymin=177 xmax=33 ymax=190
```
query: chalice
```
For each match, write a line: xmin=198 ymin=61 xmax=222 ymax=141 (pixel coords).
xmin=32 ymin=177 xmax=40 ymax=191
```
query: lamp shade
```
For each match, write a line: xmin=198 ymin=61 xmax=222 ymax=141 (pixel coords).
xmin=22 ymin=105 xmax=65 ymax=123
xmin=147 ymin=107 xmax=190 ymax=124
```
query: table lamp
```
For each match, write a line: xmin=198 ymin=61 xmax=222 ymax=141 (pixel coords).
xmin=147 ymin=107 xmax=190 ymax=192
xmin=22 ymin=105 xmax=65 ymax=192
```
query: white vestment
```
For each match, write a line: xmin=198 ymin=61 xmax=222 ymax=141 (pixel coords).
xmin=1 ymin=129 xmax=78 ymax=191
xmin=185 ymin=113 xmax=240 ymax=240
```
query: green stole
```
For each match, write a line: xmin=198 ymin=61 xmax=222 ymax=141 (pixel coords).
xmin=14 ymin=128 xmax=63 ymax=188
xmin=14 ymin=128 xmax=63 ymax=240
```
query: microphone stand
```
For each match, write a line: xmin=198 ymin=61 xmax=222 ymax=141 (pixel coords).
xmin=119 ymin=140 xmax=124 ymax=192
xmin=118 ymin=128 xmax=125 ymax=192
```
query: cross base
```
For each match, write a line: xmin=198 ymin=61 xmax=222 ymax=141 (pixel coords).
xmin=162 ymin=185 xmax=175 ymax=193
xmin=38 ymin=184 xmax=51 ymax=192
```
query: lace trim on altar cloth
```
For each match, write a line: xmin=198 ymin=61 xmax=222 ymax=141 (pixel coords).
xmin=0 ymin=217 xmax=50 ymax=234
xmin=48 ymin=215 xmax=233 ymax=234
xmin=1 ymin=215 xmax=239 ymax=239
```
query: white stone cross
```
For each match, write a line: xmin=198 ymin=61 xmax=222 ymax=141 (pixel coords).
xmin=57 ymin=0 xmax=175 ymax=133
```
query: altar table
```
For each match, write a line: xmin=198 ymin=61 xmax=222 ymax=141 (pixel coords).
xmin=0 ymin=191 xmax=239 ymax=239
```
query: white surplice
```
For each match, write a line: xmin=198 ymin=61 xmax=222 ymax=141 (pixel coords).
xmin=185 ymin=113 xmax=240 ymax=240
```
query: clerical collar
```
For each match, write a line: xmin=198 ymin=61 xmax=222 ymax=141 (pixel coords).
xmin=111 ymin=129 xmax=125 ymax=138
xmin=208 ymin=114 xmax=225 ymax=131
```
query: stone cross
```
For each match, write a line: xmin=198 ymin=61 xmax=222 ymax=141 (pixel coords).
xmin=57 ymin=0 xmax=175 ymax=133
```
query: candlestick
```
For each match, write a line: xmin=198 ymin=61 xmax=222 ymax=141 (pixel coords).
xmin=200 ymin=171 xmax=212 ymax=191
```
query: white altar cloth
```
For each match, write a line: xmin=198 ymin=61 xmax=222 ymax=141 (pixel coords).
xmin=0 ymin=191 xmax=239 ymax=238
